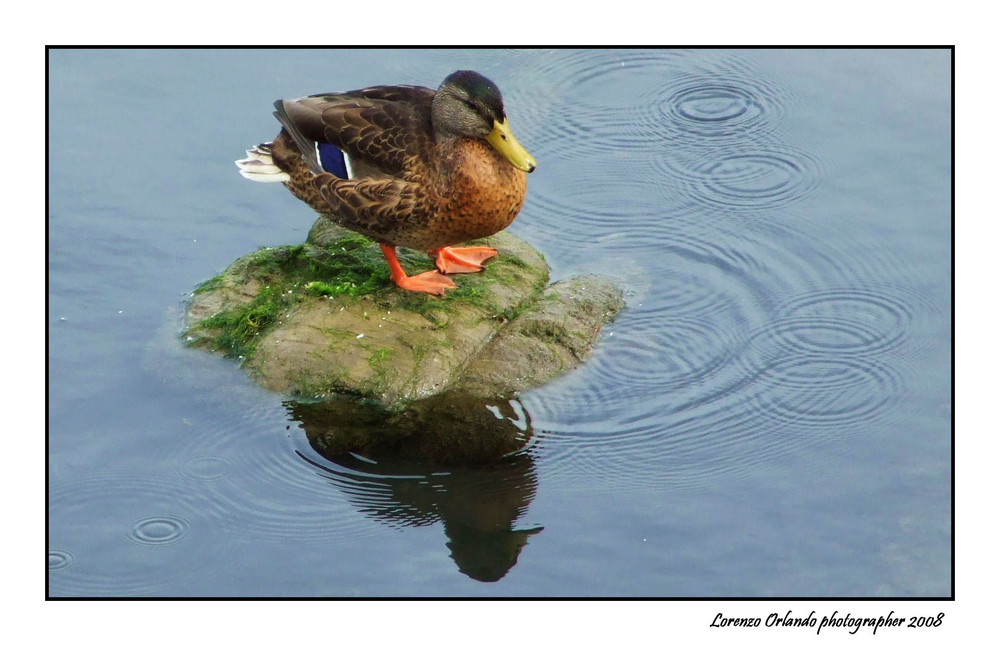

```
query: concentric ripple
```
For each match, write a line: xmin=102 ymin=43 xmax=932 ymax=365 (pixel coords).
xmin=521 ymin=279 xmax=929 ymax=494
xmin=179 ymin=455 xmax=234 ymax=481
xmin=663 ymin=146 xmax=824 ymax=212
xmin=734 ymin=286 xmax=916 ymax=432
xmin=514 ymin=185 xmax=708 ymax=273
xmin=197 ymin=433 xmax=382 ymax=546
xmin=526 ymin=391 xmax=796 ymax=493
xmin=47 ymin=470 xmax=233 ymax=596
xmin=586 ymin=314 xmax=739 ymax=396
xmin=746 ymin=284 xmax=941 ymax=364
xmin=656 ymin=74 xmax=790 ymax=147
xmin=48 ymin=549 xmax=74 ymax=571
xmin=522 ymin=48 xmax=691 ymax=110
xmin=126 ymin=515 xmax=191 ymax=546
xmin=527 ymin=342 xmax=904 ymax=492
xmin=674 ymin=84 xmax=758 ymax=123
xmin=521 ymin=49 xmax=793 ymax=161
xmin=760 ymin=317 xmax=897 ymax=356
xmin=152 ymin=395 xmax=381 ymax=545
xmin=745 ymin=354 xmax=904 ymax=431
xmin=519 ymin=162 xmax=675 ymax=247
xmin=779 ymin=288 xmax=914 ymax=355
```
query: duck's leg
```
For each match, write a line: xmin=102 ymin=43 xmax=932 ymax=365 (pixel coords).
xmin=430 ymin=246 xmax=499 ymax=274
xmin=380 ymin=244 xmax=457 ymax=296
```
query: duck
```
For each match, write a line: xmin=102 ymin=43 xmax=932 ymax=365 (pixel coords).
xmin=235 ymin=70 xmax=536 ymax=296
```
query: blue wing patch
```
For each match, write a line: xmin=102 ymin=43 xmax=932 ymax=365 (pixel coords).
xmin=317 ymin=143 xmax=351 ymax=179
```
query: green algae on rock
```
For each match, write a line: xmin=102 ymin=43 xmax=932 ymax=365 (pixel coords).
xmin=184 ymin=219 xmax=624 ymax=412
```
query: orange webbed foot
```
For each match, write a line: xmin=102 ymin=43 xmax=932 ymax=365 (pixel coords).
xmin=380 ymin=243 xmax=457 ymax=296
xmin=392 ymin=270 xmax=458 ymax=296
xmin=431 ymin=246 xmax=499 ymax=274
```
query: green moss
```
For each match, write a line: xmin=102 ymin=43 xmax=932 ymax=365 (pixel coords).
xmin=190 ymin=235 xmax=394 ymax=358
xmin=496 ymin=296 xmax=537 ymax=324
xmin=359 ymin=346 xmax=399 ymax=396
xmin=187 ymin=230 xmax=546 ymax=360
xmin=243 ymin=239 xmax=392 ymax=298
xmin=198 ymin=284 xmax=286 ymax=359
xmin=192 ymin=274 xmax=223 ymax=294
xmin=522 ymin=319 xmax=565 ymax=343
xmin=368 ymin=347 xmax=394 ymax=370
xmin=390 ymin=255 xmax=534 ymax=322
xmin=495 ymin=252 xmax=529 ymax=268
xmin=385 ymin=280 xmax=479 ymax=322
xmin=305 ymin=281 xmax=349 ymax=297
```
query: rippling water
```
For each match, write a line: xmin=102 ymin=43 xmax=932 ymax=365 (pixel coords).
xmin=47 ymin=48 xmax=951 ymax=597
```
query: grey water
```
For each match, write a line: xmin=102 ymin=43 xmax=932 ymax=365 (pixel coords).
xmin=47 ymin=48 xmax=951 ymax=597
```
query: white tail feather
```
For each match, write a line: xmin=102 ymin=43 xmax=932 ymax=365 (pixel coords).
xmin=235 ymin=144 xmax=290 ymax=183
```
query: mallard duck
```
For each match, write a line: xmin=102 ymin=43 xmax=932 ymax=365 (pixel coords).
xmin=236 ymin=70 xmax=536 ymax=296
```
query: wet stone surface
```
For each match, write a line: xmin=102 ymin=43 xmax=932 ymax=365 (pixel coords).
xmin=185 ymin=218 xmax=625 ymax=414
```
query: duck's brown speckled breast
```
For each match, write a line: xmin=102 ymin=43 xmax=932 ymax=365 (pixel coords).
xmin=407 ymin=138 xmax=527 ymax=249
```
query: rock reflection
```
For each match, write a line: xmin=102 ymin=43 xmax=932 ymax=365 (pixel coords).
xmin=287 ymin=393 xmax=543 ymax=582
xmin=288 ymin=391 xmax=535 ymax=465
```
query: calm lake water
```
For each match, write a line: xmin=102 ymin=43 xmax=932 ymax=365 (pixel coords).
xmin=47 ymin=48 xmax=951 ymax=597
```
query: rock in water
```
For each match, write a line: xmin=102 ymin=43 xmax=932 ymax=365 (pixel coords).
xmin=184 ymin=219 xmax=624 ymax=463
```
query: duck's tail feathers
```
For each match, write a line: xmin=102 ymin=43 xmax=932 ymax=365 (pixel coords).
xmin=235 ymin=143 xmax=291 ymax=183
xmin=273 ymin=100 xmax=325 ymax=176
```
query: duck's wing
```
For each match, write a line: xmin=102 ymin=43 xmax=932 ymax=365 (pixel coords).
xmin=311 ymin=174 xmax=429 ymax=240
xmin=274 ymin=85 xmax=436 ymax=177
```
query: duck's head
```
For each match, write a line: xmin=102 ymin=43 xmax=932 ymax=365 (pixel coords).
xmin=432 ymin=70 xmax=537 ymax=173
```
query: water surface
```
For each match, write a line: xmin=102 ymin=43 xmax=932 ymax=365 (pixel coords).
xmin=48 ymin=48 xmax=951 ymax=597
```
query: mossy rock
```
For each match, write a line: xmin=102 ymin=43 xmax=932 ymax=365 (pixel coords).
xmin=185 ymin=219 xmax=624 ymax=412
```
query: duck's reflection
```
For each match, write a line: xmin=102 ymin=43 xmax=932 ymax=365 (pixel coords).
xmin=287 ymin=393 xmax=543 ymax=582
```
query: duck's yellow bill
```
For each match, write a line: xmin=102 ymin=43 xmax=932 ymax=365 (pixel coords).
xmin=486 ymin=119 xmax=536 ymax=173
